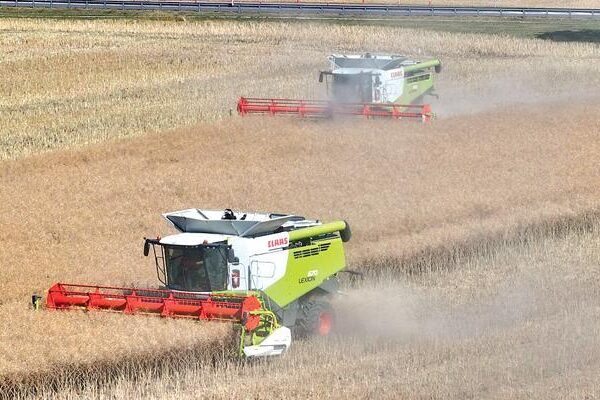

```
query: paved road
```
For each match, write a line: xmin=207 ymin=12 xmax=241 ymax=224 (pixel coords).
xmin=1 ymin=0 xmax=599 ymax=18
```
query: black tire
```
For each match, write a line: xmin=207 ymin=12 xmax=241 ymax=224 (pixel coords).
xmin=294 ymin=297 xmax=335 ymax=338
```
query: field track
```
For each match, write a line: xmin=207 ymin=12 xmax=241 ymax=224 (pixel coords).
xmin=2 ymin=0 xmax=600 ymax=18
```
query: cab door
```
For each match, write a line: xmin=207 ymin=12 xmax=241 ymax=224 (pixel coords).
xmin=249 ymin=260 xmax=276 ymax=290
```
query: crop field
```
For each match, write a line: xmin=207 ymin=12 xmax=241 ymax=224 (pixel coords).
xmin=1 ymin=15 xmax=599 ymax=399
xmin=13 ymin=224 xmax=600 ymax=399
xmin=2 ymin=18 xmax=599 ymax=160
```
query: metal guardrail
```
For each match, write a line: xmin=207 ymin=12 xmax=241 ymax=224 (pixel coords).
xmin=1 ymin=0 xmax=599 ymax=18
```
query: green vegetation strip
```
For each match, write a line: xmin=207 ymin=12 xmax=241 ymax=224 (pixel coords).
xmin=1 ymin=6 xmax=599 ymax=39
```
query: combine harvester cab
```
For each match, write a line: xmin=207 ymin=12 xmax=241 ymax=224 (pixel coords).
xmin=46 ymin=209 xmax=351 ymax=358
xmin=238 ymin=53 xmax=441 ymax=122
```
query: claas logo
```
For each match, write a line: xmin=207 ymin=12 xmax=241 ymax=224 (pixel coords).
xmin=267 ymin=237 xmax=288 ymax=248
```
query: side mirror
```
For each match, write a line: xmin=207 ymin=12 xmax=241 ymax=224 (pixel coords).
xmin=143 ymin=239 xmax=150 ymax=257
xmin=340 ymin=221 xmax=352 ymax=243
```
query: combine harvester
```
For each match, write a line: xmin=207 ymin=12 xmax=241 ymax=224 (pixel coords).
xmin=238 ymin=53 xmax=441 ymax=122
xmin=45 ymin=209 xmax=351 ymax=358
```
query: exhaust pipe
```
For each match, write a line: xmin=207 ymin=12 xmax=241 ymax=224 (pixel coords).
xmin=288 ymin=220 xmax=351 ymax=242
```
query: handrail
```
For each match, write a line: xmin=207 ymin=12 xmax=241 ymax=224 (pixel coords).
xmin=1 ymin=0 xmax=599 ymax=18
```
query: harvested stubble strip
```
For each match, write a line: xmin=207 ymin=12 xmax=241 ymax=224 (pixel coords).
xmin=0 ymin=305 xmax=234 ymax=398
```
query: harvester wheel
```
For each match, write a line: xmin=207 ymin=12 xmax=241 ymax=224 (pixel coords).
xmin=295 ymin=297 xmax=334 ymax=338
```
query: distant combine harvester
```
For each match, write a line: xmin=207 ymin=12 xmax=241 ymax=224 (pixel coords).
xmin=238 ymin=53 xmax=442 ymax=123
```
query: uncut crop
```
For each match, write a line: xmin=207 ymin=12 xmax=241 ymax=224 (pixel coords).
xmin=1 ymin=18 xmax=599 ymax=159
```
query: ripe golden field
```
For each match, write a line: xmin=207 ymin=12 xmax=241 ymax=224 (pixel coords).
xmin=14 ymin=225 xmax=600 ymax=399
xmin=2 ymin=18 xmax=599 ymax=160
xmin=0 ymin=16 xmax=599 ymax=399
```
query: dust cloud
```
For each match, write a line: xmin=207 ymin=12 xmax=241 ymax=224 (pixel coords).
xmin=432 ymin=72 xmax=600 ymax=118
xmin=333 ymin=279 xmax=537 ymax=342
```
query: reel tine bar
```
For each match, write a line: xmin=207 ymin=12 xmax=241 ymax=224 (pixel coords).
xmin=237 ymin=97 xmax=433 ymax=122
xmin=46 ymin=283 xmax=262 ymax=331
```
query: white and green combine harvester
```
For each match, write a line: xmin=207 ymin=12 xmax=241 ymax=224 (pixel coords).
xmin=320 ymin=53 xmax=442 ymax=106
xmin=45 ymin=209 xmax=351 ymax=358
xmin=238 ymin=53 xmax=442 ymax=122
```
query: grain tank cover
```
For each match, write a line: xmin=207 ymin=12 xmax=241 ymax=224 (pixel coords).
xmin=163 ymin=209 xmax=315 ymax=238
xmin=329 ymin=54 xmax=414 ymax=71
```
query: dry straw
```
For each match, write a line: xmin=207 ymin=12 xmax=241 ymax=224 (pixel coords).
xmin=1 ymin=18 xmax=598 ymax=159
xmin=7 ymin=222 xmax=600 ymax=399
xmin=1 ymin=100 xmax=598 ymax=391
